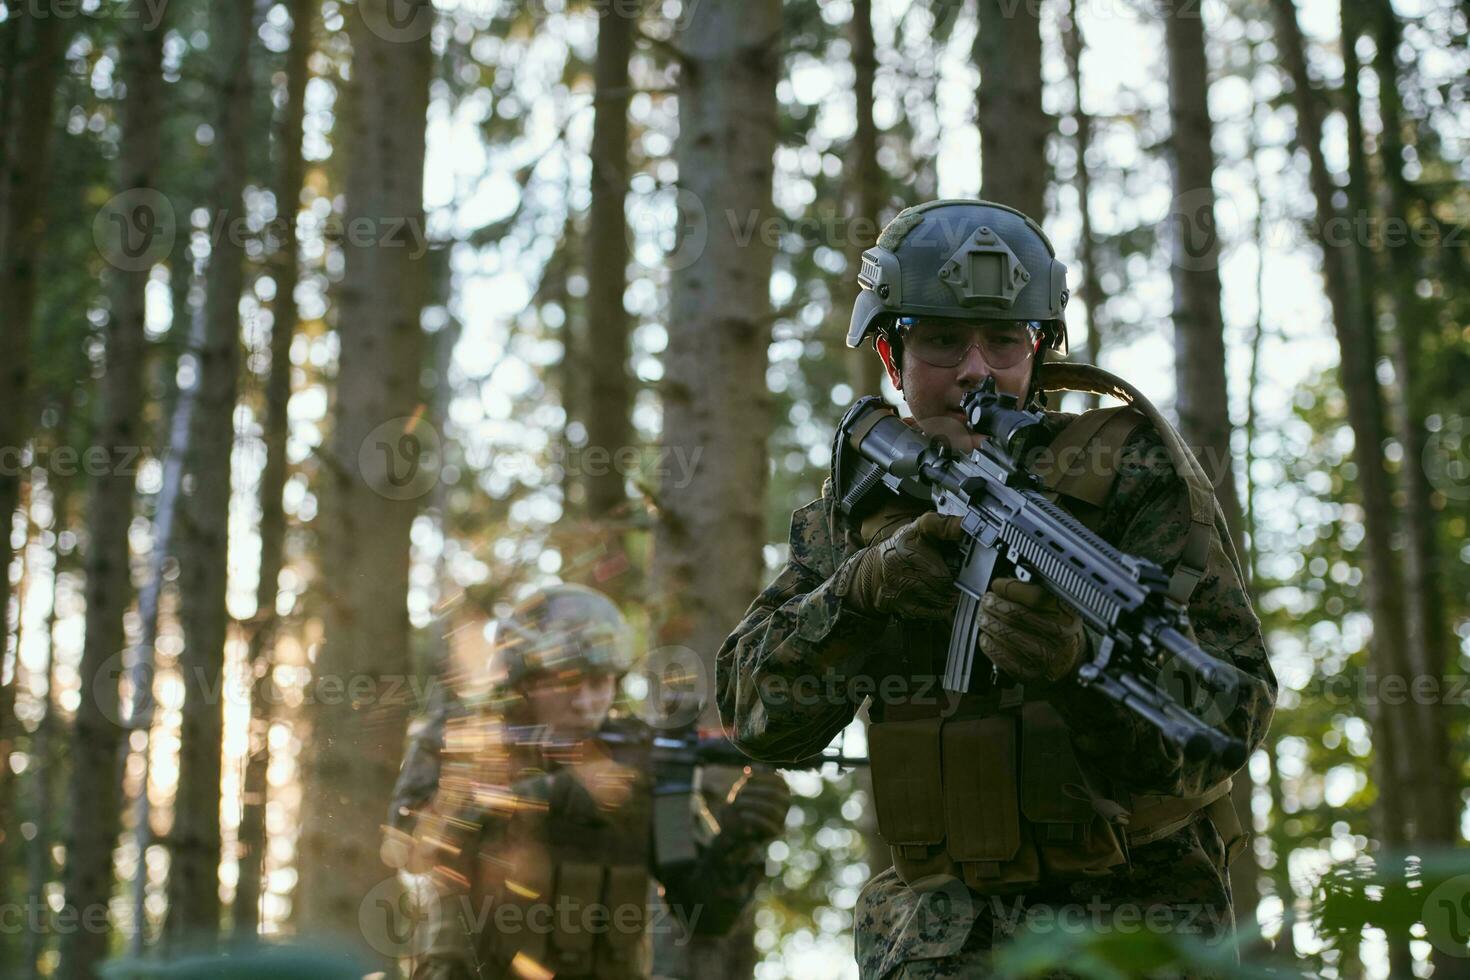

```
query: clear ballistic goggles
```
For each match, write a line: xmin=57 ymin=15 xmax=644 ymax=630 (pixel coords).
xmin=895 ymin=316 xmax=1043 ymax=369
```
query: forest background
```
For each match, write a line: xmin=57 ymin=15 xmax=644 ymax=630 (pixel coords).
xmin=2 ymin=0 xmax=1469 ymax=977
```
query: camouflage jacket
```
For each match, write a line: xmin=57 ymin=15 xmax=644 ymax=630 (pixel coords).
xmin=407 ymin=715 xmax=767 ymax=980
xmin=716 ymin=410 xmax=1277 ymax=978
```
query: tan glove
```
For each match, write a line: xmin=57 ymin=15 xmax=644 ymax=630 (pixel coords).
xmin=858 ymin=495 xmax=930 ymax=547
xmin=979 ymin=577 xmax=1086 ymax=688
xmin=836 ymin=512 xmax=964 ymax=621
xmin=718 ymin=768 xmax=791 ymax=844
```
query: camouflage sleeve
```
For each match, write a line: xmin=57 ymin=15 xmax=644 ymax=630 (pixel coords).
xmin=716 ymin=491 xmax=889 ymax=764
xmin=1047 ymin=424 xmax=1278 ymax=798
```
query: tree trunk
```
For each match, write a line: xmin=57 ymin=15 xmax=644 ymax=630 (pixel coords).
xmin=1242 ymin=77 xmax=1294 ymax=965
xmin=585 ymin=7 xmax=634 ymax=520
xmin=127 ymin=294 xmax=199 ymax=955
xmin=1062 ymin=0 xmax=1103 ymax=395
xmin=845 ymin=0 xmax=885 ymax=398
xmin=1268 ymin=0 xmax=1416 ymax=972
xmin=235 ymin=0 xmax=312 ymax=939
xmin=973 ymin=0 xmax=1047 ymax=218
xmin=296 ymin=0 xmax=431 ymax=956
xmin=24 ymin=426 xmax=79 ymax=978
xmin=0 ymin=0 xmax=65 ymax=807
xmin=168 ymin=0 xmax=253 ymax=946
xmin=1163 ymin=2 xmax=1247 ymax=559
xmin=58 ymin=7 xmax=162 ymax=974
xmin=546 ymin=202 xmax=584 ymax=511
xmin=654 ymin=4 xmax=779 ymax=978
xmin=1162 ymin=2 xmax=1259 ymax=935
xmin=1363 ymin=0 xmax=1458 ymax=851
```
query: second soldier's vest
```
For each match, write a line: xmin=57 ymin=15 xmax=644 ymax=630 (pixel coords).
xmin=859 ymin=364 xmax=1246 ymax=893
xmin=479 ymin=731 xmax=655 ymax=980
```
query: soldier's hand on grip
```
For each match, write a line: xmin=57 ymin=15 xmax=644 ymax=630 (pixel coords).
xmin=979 ymin=577 xmax=1086 ymax=688
xmin=721 ymin=769 xmax=791 ymax=844
xmin=836 ymin=512 xmax=963 ymax=621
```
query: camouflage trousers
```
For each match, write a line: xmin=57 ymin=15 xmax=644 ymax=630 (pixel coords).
xmin=853 ymin=821 xmax=1237 ymax=979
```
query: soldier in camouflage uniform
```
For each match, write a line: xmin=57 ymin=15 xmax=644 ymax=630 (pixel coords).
xmin=400 ymin=584 xmax=789 ymax=980
xmin=716 ymin=200 xmax=1277 ymax=978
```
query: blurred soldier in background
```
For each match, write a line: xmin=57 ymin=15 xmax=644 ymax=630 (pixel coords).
xmin=393 ymin=584 xmax=789 ymax=980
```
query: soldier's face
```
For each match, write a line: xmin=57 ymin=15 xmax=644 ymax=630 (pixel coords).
xmin=876 ymin=332 xmax=1033 ymax=453
xmin=523 ymin=671 xmax=618 ymax=736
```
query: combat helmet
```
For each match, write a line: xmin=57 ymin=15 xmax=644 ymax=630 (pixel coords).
xmin=848 ymin=200 xmax=1070 ymax=395
xmin=489 ymin=583 xmax=634 ymax=692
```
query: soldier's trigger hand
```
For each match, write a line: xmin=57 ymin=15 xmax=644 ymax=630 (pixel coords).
xmin=836 ymin=512 xmax=964 ymax=621
xmin=978 ymin=577 xmax=1086 ymax=688
xmin=722 ymin=769 xmax=791 ymax=843
xmin=859 ymin=495 xmax=931 ymax=547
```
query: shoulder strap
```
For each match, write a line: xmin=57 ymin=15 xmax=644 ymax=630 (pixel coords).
xmin=1031 ymin=405 xmax=1148 ymax=514
xmin=1038 ymin=362 xmax=1243 ymax=604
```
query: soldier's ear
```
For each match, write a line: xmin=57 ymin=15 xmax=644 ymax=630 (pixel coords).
xmin=875 ymin=335 xmax=902 ymax=391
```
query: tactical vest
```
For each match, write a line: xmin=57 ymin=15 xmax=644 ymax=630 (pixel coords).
xmin=479 ymin=737 xmax=655 ymax=980
xmin=860 ymin=363 xmax=1247 ymax=893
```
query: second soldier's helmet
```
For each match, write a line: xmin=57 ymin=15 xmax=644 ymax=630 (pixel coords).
xmin=489 ymin=583 xmax=634 ymax=692
xmin=848 ymin=199 xmax=1070 ymax=355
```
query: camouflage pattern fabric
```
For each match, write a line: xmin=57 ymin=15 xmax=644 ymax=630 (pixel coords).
xmin=717 ymin=411 xmax=1277 ymax=979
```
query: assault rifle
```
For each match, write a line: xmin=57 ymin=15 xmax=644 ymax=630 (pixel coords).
xmin=596 ymin=728 xmax=867 ymax=866
xmin=834 ymin=380 xmax=1247 ymax=767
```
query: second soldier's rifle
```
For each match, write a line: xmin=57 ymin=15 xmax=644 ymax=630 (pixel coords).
xmin=834 ymin=380 xmax=1247 ymax=767
xmin=596 ymin=728 xmax=866 ymax=867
